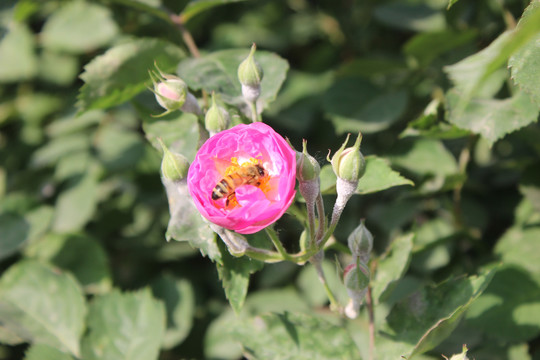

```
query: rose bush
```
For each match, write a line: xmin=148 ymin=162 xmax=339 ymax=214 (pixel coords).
xmin=187 ymin=122 xmax=296 ymax=234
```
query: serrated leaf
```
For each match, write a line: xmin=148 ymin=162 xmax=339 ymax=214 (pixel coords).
xmin=24 ymin=344 xmax=74 ymax=360
xmin=78 ymin=38 xmax=185 ymax=112
xmin=53 ymin=172 xmax=99 ymax=233
xmin=216 ymin=239 xmax=263 ymax=313
xmin=390 ymin=138 xmax=458 ymax=176
xmin=372 ymin=234 xmax=414 ymax=303
xmin=0 ymin=260 xmax=86 ymax=357
xmin=509 ymin=1 xmax=540 ymax=106
xmin=384 ymin=266 xmax=496 ymax=358
xmin=24 ymin=234 xmax=112 ymax=294
xmin=151 ymin=275 xmax=195 ymax=349
xmin=161 ymin=177 xmax=221 ymax=262
xmin=177 ymin=48 xmax=288 ymax=111
xmin=0 ymin=21 xmax=37 ymax=82
xmin=319 ymin=156 xmax=413 ymax=195
xmin=466 ymin=265 xmax=540 ymax=342
xmin=140 ymin=107 xmax=200 ymax=161
xmin=232 ymin=312 xmax=361 ymax=359
xmin=330 ymin=91 xmax=408 ymax=134
xmin=181 ymin=0 xmax=248 ymax=23
xmin=41 ymin=1 xmax=119 ymax=54
xmin=446 ymin=89 xmax=539 ymax=146
xmin=81 ymin=289 xmax=165 ymax=360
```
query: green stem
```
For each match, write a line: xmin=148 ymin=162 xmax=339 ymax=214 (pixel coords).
xmin=315 ymin=192 xmax=326 ymax=241
xmin=306 ymin=199 xmax=316 ymax=244
xmin=244 ymin=247 xmax=284 ymax=263
xmin=249 ymin=100 xmax=261 ymax=122
xmin=265 ymin=227 xmax=292 ymax=261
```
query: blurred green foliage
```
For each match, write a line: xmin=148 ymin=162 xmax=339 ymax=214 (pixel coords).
xmin=0 ymin=0 xmax=540 ymax=359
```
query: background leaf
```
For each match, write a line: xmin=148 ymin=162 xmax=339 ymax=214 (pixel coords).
xmin=78 ymin=38 xmax=185 ymax=111
xmin=41 ymin=1 xmax=119 ymax=54
xmin=81 ymin=289 xmax=165 ymax=360
xmin=177 ymin=48 xmax=289 ymax=112
xmin=0 ymin=260 xmax=86 ymax=357
xmin=0 ymin=22 xmax=36 ymax=82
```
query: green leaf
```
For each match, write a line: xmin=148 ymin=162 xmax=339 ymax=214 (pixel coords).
xmin=0 ymin=22 xmax=37 ymax=82
xmin=374 ymin=3 xmax=446 ymax=32
xmin=296 ymin=260 xmax=349 ymax=307
xmin=24 ymin=344 xmax=74 ymax=360
xmin=390 ymin=138 xmax=458 ymax=177
xmin=41 ymin=1 xmax=119 ymax=54
xmin=181 ymin=0 xmax=248 ymax=23
xmin=78 ymin=38 xmax=185 ymax=112
xmin=404 ymin=30 xmax=477 ymax=68
xmin=0 ymin=260 xmax=86 ymax=357
xmin=371 ymin=234 xmax=414 ymax=303
xmin=31 ymin=133 xmax=91 ymax=168
xmin=323 ymin=78 xmax=408 ymax=134
xmin=495 ymin=225 xmax=540 ymax=277
xmin=151 ymin=275 xmax=195 ymax=349
xmin=38 ymin=51 xmax=79 ymax=86
xmin=53 ymin=172 xmax=99 ymax=233
xmin=0 ymin=213 xmax=29 ymax=261
xmin=81 ymin=289 xmax=165 ymax=360
xmin=24 ymin=234 xmax=112 ymax=294
xmin=177 ymin=48 xmax=288 ymax=111
xmin=216 ymin=239 xmax=263 ymax=313
xmin=95 ymin=124 xmax=145 ymax=172
xmin=446 ymin=89 xmax=539 ymax=146
xmin=384 ymin=266 xmax=496 ymax=358
xmin=140 ymin=108 xmax=200 ymax=161
xmin=466 ymin=265 xmax=540 ymax=342
xmin=509 ymin=1 xmax=540 ymax=106
xmin=0 ymin=206 xmax=54 ymax=261
xmin=319 ymin=156 xmax=413 ymax=195
xmin=232 ymin=312 xmax=361 ymax=359
xmin=161 ymin=178 xmax=221 ymax=262
xmin=447 ymin=0 xmax=460 ymax=10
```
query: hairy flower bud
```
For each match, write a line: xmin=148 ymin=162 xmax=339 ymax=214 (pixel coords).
xmin=343 ymin=262 xmax=370 ymax=319
xmin=348 ymin=220 xmax=373 ymax=263
xmin=238 ymin=43 xmax=263 ymax=103
xmin=296 ymin=140 xmax=320 ymax=182
xmin=238 ymin=43 xmax=263 ymax=87
xmin=158 ymin=138 xmax=189 ymax=182
xmin=330 ymin=133 xmax=366 ymax=183
xmin=205 ymin=92 xmax=230 ymax=135
xmin=149 ymin=63 xmax=188 ymax=112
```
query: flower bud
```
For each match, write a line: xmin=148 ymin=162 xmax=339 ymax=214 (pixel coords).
xmin=157 ymin=138 xmax=189 ymax=182
xmin=330 ymin=133 xmax=366 ymax=183
xmin=238 ymin=44 xmax=263 ymax=103
xmin=296 ymin=140 xmax=320 ymax=182
xmin=343 ymin=262 xmax=370 ymax=319
xmin=343 ymin=262 xmax=370 ymax=291
xmin=205 ymin=92 xmax=230 ymax=135
xmin=445 ymin=345 xmax=469 ymax=360
xmin=348 ymin=220 xmax=373 ymax=263
xmin=149 ymin=63 xmax=188 ymax=112
xmin=238 ymin=43 xmax=263 ymax=87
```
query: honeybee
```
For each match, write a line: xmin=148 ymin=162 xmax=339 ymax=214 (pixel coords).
xmin=212 ymin=163 xmax=268 ymax=206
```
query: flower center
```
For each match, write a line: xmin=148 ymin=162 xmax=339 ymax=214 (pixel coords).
xmin=213 ymin=157 xmax=271 ymax=209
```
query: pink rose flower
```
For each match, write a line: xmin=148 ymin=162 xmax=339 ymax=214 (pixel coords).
xmin=187 ymin=122 xmax=296 ymax=234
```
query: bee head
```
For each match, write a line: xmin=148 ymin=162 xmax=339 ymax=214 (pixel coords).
xmin=256 ymin=164 xmax=266 ymax=176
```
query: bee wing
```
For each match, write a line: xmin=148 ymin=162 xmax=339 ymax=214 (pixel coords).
xmin=212 ymin=157 xmax=232 ymax=175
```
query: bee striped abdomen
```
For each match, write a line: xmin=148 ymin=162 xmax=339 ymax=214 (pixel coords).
xmin=211 ymin=163 xmax=268 ymax=206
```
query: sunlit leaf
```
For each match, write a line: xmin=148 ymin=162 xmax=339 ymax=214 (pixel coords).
xmin=181 ymin=0 xmax=248 ymax=23
xmin=81 ymin=289 xmax=165 ymax=360
xmin=24 ymin=344 xmax=74 ymax=360
xmin=0 ymin=260 xmax=86 ymax=357
xmin=78 ymin=38 xmax=185 ymax=112
xmin=177 ymin=48 xmax=288 ymax=112
xmin=0 ymin=22 xmax=36 ymax=82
